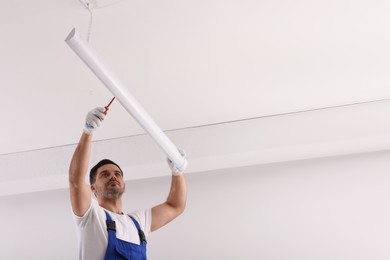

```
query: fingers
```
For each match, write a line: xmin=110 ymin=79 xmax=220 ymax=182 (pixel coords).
xmin=92 ymin=107 xmax=106 ymax=121
xmin=178 ymin=149 xmax=186 ymax=157
xmin=84 ymin=107 xmax=106 ymax=134
xmin=167 ymin=148 xmax=188 ymax=175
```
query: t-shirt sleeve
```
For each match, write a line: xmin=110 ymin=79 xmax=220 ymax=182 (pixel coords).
xmin=71 ymin=199 xmax=108 ymax=260
xmin=72 ymin=199 xmax=96 ymax=228
xmin=129 ymin=209 xmax=152 ymax=237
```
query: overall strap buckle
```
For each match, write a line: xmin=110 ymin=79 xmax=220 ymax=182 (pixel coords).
xmin=138 ymin=229 xmax=146 ymax=243
xmin=106 ymin=220 xmax=116 ymax=231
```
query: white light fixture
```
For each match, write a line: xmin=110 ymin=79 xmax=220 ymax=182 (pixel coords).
xmin=65 ymin=28 xmax=188 ymax=170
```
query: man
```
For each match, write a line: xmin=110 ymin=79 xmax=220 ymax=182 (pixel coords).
xmin=69 ymin=107 xmax=187 ymax=260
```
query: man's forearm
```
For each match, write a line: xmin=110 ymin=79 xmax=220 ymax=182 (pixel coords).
xmin=166 ymin=174 xmax=187 ymax=213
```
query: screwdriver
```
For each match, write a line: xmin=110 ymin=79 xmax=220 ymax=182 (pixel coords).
xmin=103 ymin=97 xmax=116 ymax=115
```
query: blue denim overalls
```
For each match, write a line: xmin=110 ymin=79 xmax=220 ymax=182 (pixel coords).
xmin=104 ymin=211 xmax=147 ymax=260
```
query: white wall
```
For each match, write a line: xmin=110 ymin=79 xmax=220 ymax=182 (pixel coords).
xmin=1 ymin=150 xmax=389 ymax=259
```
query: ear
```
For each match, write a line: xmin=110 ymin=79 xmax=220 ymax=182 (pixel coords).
xmin=91 ymin=184 xmax=97 ymax=196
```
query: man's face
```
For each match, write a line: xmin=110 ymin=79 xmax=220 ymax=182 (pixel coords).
xmin=91 ymin=164 xmax=125 ymax=200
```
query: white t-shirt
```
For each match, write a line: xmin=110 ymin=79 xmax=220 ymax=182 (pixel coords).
xmin=73 ymin=199 xmax=152 ymax=260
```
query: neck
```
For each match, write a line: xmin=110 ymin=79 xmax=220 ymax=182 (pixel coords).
xmin=98 ymin=198 xmax=123 ymax=214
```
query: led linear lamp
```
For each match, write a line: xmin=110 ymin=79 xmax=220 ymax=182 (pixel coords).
xmin=65 ymin=28 xmax=188 ymax=171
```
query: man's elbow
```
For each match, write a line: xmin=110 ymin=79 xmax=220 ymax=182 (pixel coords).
xmin=68 ymin=174 xmax=86 ymax=189
xmin=175 ymin=204 xmax=186 ymax=216
xmin=167 ymin=201 xmax=186 ymax=217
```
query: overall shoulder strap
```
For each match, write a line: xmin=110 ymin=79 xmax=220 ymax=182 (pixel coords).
xmin=105 ymin=211 xmax=116 ymax=231
xmin=129 ymin=215 xmax=147 ymax=243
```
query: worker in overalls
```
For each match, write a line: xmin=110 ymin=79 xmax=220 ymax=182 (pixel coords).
xmin=69 ymin=107 xmax=187 ymax=260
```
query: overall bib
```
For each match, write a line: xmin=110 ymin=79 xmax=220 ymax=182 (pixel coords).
xmin=104 ymin=211 xmax=147 ymax=260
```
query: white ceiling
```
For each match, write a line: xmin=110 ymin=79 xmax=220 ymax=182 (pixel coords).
xmin=1 ymin=0 xmax=390 ymax=155
xmin=1 ymin=0 xmax=390 ymax=196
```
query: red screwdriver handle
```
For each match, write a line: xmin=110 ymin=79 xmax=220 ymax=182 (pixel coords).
xmin=103 ymin=97 xmax=116 ymax=115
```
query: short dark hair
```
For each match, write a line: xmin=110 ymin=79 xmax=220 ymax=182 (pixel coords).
xmin=89 ymin=159 xmax=123 ymax=184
